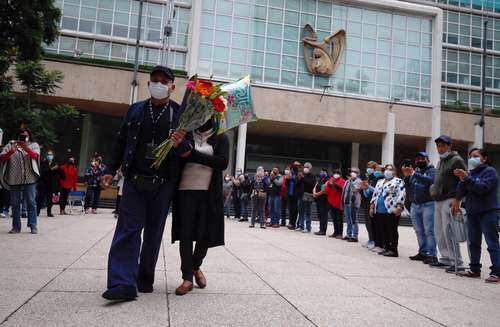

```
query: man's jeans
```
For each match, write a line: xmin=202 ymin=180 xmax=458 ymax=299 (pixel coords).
xmin=410 ymin=202 xmax=437 ymax=257
xmin=11 ymin=184 xmax=37 ymax=231
xmin=269 ymin=195 xmax=281 ymax=225
xmin=345 ymin=204 xmax=359 ymax=239
xmin=467 ymin=210 xmax=500 ymax=276
xmin=434 ymin=198 xmax=463 ymax=266
xmin=298 ymin=200 xmax=312 ymax=231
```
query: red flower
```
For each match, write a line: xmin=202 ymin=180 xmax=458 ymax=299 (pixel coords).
xmin=211 ymin=96 xmax=226 ymax=112
xmin=186 ymin=80 xmax=196 ymax=90
xmin=195 ymin=80 xmax=213 ymax=97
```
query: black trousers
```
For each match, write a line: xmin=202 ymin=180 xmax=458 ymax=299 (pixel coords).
xmin=329 ymin=206 xmax=343 ymax=236
xmin=179 ymin=241 xmax=208 ymax=282
xmin=361 ymin=206 xmax=375 ymax=242
xmin=232 ymin=193 xmax=241 ymax=219
xmin=84 ymin=186 xmax=101 ymax=210
xmin=115 ymin=194 xmax=122 ymax=213
xmin=37 ymin=187 xmax=53 ymax=215
xmin=376 ymin=213 xmax=399 ymax=253
xmin=317 ymin=198 xmax=328 ymax=233
xmin=0 ymin=188 xmax=10 ymax=211
xmin=280 ymin=197 xmax=288 ymax=225
xmin=288 ymin=196 xmax=298 ymax=227
xmin=59 ymin=188 xmax=71 ymax=212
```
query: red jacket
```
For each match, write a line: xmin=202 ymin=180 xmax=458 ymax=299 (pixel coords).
xmin=60 ymin=164 xmax=78 ymax=191
xmin=324 ymin=177 xmax=346 ymax=210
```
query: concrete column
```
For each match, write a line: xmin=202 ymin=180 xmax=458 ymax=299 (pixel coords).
xmin=78 ymin=114 xmax=93 ymax=177
xmin=472 ymin=123 xmax=484 ymax=149
xmin=235 ymin=124 xmax=247 ymax=173
xmin=381 ymin=112 xmax=395 ymax=165
xmin=186 ymin=0 xmax=202 ymax=76
xmin=425 ymin=137 xmax=438 ymax=166
xmin=350 ymin=142 xmax=360 ymax=169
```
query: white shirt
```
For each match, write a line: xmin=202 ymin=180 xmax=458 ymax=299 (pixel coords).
xmin=179 ymin=129 xmax=214 ymax=191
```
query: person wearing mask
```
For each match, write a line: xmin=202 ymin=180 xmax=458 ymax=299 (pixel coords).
xmin=359 ymin=161 xmax=381 ymax=249
xmin=100 ymin=66 xmax=191 ymax=301
xmin=59 ymin=157 xmax=78 ymax=215
xmin=268 ymin=167 xmax=283 ymax=228
xmin=172 ymin=117 xmax=229 ymax=295
xmin=402 ymin=152 xmax=437 ymax=264
xmin=323 ymin=170 xmax=345 ymax=238
xmin=37 ymin=150 xmax=63 ymax=217
xmin=455 ymin=149 xmax=500 ymax=283
xmin=232 ymin=168 xmax=242 ymax=221
xmin=250 ymin=166 xmax=269 ymax=228
xmin=297 ymin=162 xmax=315 ymax=233
xmin=429 ymin=135 xmax=467 ymax=272
xmin=238 ymin=173 xmax=251 ymax=222
xmin=223 ymin=174 xmax=233 ymax=219
xmin=0 ymin=128 xmax=40 ymax=234
xmin=84 ymin=157 xmax=104 ymax=214
xmin=369 ymin=164 xmax=406 ymax=257
xmin=313 ymin=169 xmax=330 ymax=236
xmin=341 ymin=168 xmax=362 ymax=242
xmin=280 ymin=165 xmax=291 ymax=227
xmin=286 ymin=161 xmax=302 ymax=230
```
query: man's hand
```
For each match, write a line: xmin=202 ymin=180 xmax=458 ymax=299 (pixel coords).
xmin=402 ymin=166 xmax=414 ymax=177
xmin=100 ymin=174 xmax=114 ymax=189
xmin=9 ymin=141 xmax=18 ymax=152
xmin=360 ymin=180 xmax=369 ymax=190
xmin=394 ymin=206 xmax=402 ymax=217
xmin=369 ymin=206 xmax=375 ymax=218
xmin=453 ymin=168 xmax=468 ymax=181
xmin=171 ymin=130 xmax=187 ymax=148
xmin=451 ymin=199 xmax=461 ymax=216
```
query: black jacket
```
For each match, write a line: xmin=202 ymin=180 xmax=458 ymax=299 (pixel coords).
xmin=171 ymin=133 xmax=229 ymax=248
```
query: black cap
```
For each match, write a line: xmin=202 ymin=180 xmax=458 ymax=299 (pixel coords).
xmin=435 ymin=135 xmax=452 ymax=145
xmin=416 ymin=151 xmax=429 ymax=158
xmin=150 ymin=66 xmax=175 ymax=81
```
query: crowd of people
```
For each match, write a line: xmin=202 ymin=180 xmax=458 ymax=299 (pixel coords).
xmin=223 ymin=135 xmax=500 ymax=283
xmin=0 ymin=127 xmax=109 ymax=233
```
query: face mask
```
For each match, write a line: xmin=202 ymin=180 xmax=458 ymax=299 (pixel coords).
xmin=350 ymin=172 xmax=358 ymax=179
xmin=225 ymin=177 xmax=230 ymax=182
xmin=333 ymin=174 xmax=340 ymax=179
xmin=468 ymin=157 xmax=481 ymax=170
xmin=320 ymin=172 xmax=327 ymax=179
xmin=384 ymin=170 xmax=394 ymax=179
xmin=439 ymin=151 xmax=450 ymax=159
xmin=18 ymin=135 xmax=28 ymax=142
xmin=366 ymin=168 xmax=374 ymax=176
xmin=285 ymin=170 xmax=291 ymax=175
xmin=303 ymin=168 xmax=310 ymax=174
xmin=374 ymin=171 xmax=383 ymax=178
xmin=416 ymin=161 xmax=427 ymax=169
xmin=235 ymin=170 xmax=242 ymax=177
xmin=47 ymin=154 xmax=54 ymax=161
xmin=149 ymin=82 xmax=170 ymax=99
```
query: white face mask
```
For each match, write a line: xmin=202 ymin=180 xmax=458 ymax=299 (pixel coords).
xmin=350 ymin=172 xmax=358 ymax=179
xmin=333 ymin=174 xmax=340 ymax=179
xmin=303 ymin=168 xmax=310 ymax=174
xmin=149 ymin=82 xmax=170 ymax=100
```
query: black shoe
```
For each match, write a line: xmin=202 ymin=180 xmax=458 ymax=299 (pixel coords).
xmin=383 ymin=250 xmax=399 ymax=257
xmin=445 ymin=266 xmax=466 ymax=274
xmin=423 ymin=256 xmax=438 ymax=265
xmin=260 ymin=225 xmax=266 ymax=229
xmin=8 ymin=229 xmax=20 ymax=234
xmin=280 ymin=223 xmax=286 ymax=226
xmin=314 ymin=231 xmax=326 ymax=236
xmin=378 ymin=250 xmax=389 ymax=256
xmin=137 ymin=284 xmax=154 ymax=293
xmin=102 ymin=285 xmax=137 ymax=301
xmin=239 ymin=218 xmax=247 ymax=222
xmin=429 ymin=261 xmax=449 ymax=269
xmin=409 ymin=253 xmax=427 ymax=261
xmin=347 ymin=238 xmax=358 ymax=243
xmin=249 ymin=224 xmax=255 ymax=228
xmin=48 ymin=214 xmax=54 ymax=217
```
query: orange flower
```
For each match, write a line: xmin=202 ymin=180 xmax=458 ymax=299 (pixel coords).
xmin=211 ymin=96 xmax=225 ymax=112
xmin=194 ymin=80 xmax=213 ymax=97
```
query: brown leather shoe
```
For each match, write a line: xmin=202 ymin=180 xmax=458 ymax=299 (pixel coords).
xmin=193 ymin=269 xmax=207 ymax=289
xmin=175 ymin=281 xmax=193 ymax=296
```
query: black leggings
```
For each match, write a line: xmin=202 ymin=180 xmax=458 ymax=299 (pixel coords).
xmin=59 ymin=188 xmax=71 ymax=212
xmin=288 ymin=196 xmax=298 ymax=227
xmin=179 ymin=241 xmax=208 ymax=282
xmin=376 ymin=213 xmax=399 ymax=253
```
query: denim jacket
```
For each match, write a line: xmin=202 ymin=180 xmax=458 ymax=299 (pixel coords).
xmin=105 ymin=99 xmax=193 ymax=183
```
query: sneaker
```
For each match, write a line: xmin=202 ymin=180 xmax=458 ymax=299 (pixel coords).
xmin=429 ymin=261 xmax=450 ymax=269
xmin=383 ymin=250 xmax=399 ymax=257
xmin=367 ymin=242 xmax=375 ymax=250
xmin=302 ymin=229 xmax=311 ymax=233
xmin=371 ymin=247 xmax=384 ymax=253
xmin=361 ymin=241 xmax=369 ymax=248
xmin=0 ymin=213 xmax=6 ymax=219
xmin=8 ymin=229 xmax=20 ymax=234
xmin=409 ymin=253 xmax=428 ymax=261
xmin=295 ymin=227 xmax=303 ymax=231
xmin=423 ymin=256 xmax=438 ymax=265
xmin=30 ymin=227 xmax=38 ymax=234
xmin=457 ymin=270 xmax=481 ymax=278
xmin=485 ymin=275 xmax=500 ymax=283
xmin=445 ymin=266 xmax=466 ymax=274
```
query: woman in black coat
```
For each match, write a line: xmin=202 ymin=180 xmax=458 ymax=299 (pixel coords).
xmin=171 ymin=117 xmax=229 ymax=296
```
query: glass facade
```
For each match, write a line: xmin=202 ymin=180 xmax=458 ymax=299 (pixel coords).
xmin=45 ymin=0 xmax=191 ymax=70
xmin=198 ymin=0 xmax=434 ymax=104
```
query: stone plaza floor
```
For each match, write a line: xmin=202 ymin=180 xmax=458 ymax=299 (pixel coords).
xmin=1 ymin=209 xmax=500 ymax=327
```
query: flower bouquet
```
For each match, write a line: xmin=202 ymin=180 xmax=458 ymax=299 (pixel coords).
xmin=151 ymin=76 xmax=228 ymax=169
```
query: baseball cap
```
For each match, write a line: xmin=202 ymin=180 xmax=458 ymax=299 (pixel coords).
xmin=416 ymin=151 xmax=429 ymax=158
xmin=434 ymin=135 xmax=452 ymax=145
xmin=150 ymin=66 xmax=175 ymax=82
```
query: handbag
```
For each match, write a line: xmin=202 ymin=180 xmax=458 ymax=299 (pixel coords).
xmin=52 ymin=192 xmax=60 ymax=204
xmin=302 ymin=192 xmax=314 ymax=202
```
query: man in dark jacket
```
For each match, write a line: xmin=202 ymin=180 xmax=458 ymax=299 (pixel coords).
xmin=429 ymin=135 xmax=467 ymax=272
xmin=100 ymin=66 xmax=193 ymax=301
xmin=403 ymin=152 xmax=437 ymax=263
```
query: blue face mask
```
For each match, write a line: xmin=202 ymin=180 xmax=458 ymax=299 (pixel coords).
xmin=384 ymin=170 xmax=394 ymax=179
xmin=366 ymin=168 xmax=374 ymax=176
xmin=320 ymin=172 xmax=327 ymax=179
xmin=468 ymin=157 xmax=481 ymax=170
xmin=374 ymin=171 xmax=383 ymax=178
xmin=439 ymin=151 xmax=450 ymax=159
xmin=47 ymin=154 xmax=54 ymax=161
